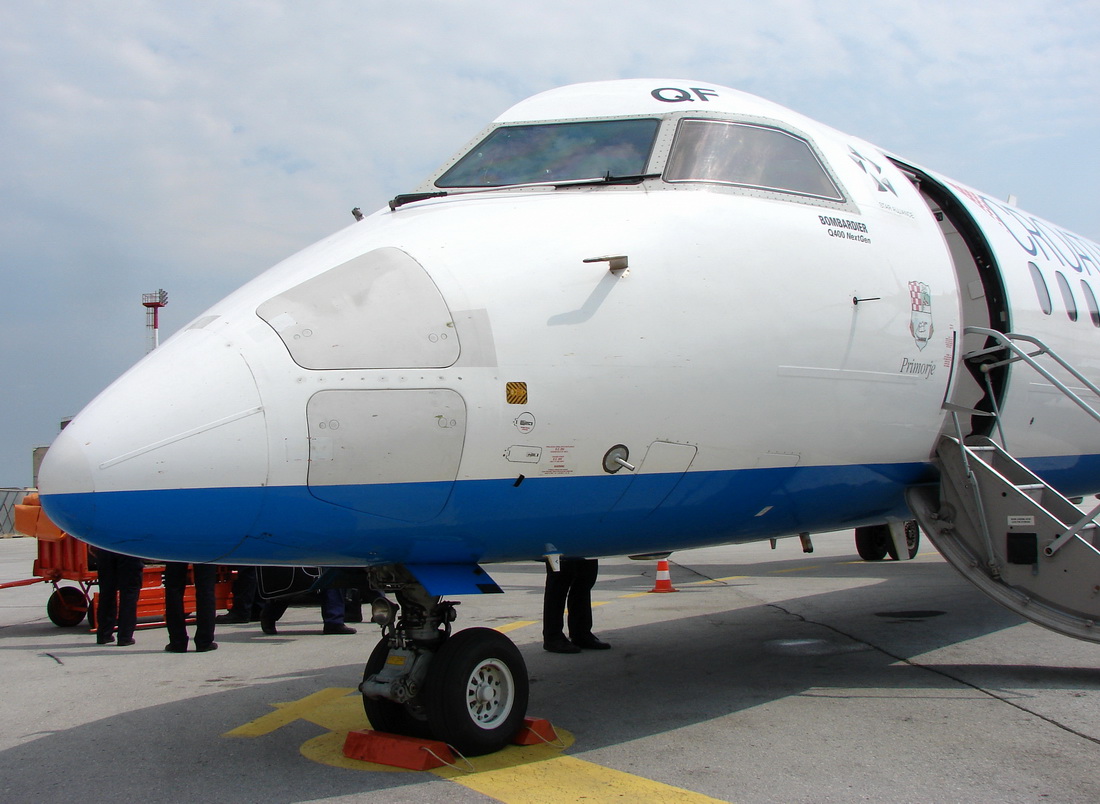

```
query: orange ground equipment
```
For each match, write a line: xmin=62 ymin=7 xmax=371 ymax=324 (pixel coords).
xmin=2 ymin=493 xmax=232 ymax=628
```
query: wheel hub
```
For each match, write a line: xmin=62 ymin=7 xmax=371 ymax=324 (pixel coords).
xmin=465 ymin=659 xmax=513 ymax=728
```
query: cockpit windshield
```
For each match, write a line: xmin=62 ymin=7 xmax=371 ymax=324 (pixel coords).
xmin=665 ymin=119 xmax=843 ymax=200
xmin=436 ymin=119 xmax=661 ymax=188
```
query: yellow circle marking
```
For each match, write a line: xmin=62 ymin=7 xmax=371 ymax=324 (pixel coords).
xmin=277 ymin=690 xmax=576 ymax=773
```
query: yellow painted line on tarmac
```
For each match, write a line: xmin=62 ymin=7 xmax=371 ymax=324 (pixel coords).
xmin=495 ymin=620 xmax=538 ymax=634
xmin=442 ymin=754 xmax=729 ymax=803
xmin=688 ymin=575 xmax=748 ymax=584
xmin=223 ymin=686 xmax=355 ymax=737
xmin=226 ymin=689 xmax=728 ymax=802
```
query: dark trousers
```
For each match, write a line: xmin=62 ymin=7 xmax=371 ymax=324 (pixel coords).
xmin=262 ymin=588 xmax=346 ymax=626
xmin=95 ymin=548 xmax=143 ymax=641
xmin=165 ymin=563 xmax=217 ymax=649
xmin=228 ymin=566 xmax=258 ymax=616
xmin=542 ymin=557 xmax=598 ymax=641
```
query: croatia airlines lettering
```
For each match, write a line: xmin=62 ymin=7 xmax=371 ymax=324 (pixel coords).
xmin=951 ymin=182 xmax=1100 ymax=276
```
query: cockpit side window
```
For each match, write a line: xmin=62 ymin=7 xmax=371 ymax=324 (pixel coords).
xmin=436 ymin=119 xmax=660 ymax=188
xmin=664 ymin=119 xmax=843 ymax=201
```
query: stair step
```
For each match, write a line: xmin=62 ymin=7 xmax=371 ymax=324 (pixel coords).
xmin=926 ymin=332 xmax=1100 ymax=643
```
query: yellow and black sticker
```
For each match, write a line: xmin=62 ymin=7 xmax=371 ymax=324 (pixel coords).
xmin=506 ymin=382 xmax=528 ymax=405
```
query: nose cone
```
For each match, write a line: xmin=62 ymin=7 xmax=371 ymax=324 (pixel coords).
xmin=37 ymin=424 xmax=96 ymax=533
xmin=39 ymin=328 xmax=269 ymax=561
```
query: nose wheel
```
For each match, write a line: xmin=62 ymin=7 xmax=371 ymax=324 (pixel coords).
xmin=423 ymin=627 xmax=528 ymax=754
xmin=359 ymin=577 xmax=530 ymax=756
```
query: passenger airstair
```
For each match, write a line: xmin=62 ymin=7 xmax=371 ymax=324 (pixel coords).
xmin=906 ymin=328 xmax=1100 ymax=643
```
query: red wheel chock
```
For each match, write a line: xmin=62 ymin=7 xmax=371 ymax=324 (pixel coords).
xmin=342 ymin=730 xmax=456 ymax=770
xmin=343 ymin=716 xmax=559 ymax=768
xmin=512 ymin=716 xmax=558 ymax=745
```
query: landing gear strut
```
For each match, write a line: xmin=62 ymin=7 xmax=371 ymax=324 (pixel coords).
xmin=358 ymin=568 xmax=529 ymax=756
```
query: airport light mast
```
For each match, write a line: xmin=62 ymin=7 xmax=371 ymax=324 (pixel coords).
xmin=142 ymin=289 xmax=168 ymax=352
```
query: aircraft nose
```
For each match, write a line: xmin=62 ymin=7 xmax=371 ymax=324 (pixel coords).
xmin=37 ymin=422 xmax=95 ymax=515
xmin=38 ymin=330 xmax=269 ymax=560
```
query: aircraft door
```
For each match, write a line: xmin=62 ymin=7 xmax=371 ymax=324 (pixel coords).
xmin=606 ymin=441 xmax=698 ymax=519
xmin=306 ymin=389 xmax=466 ymax=522
xmin=892 ymin=162 xmax=1009 ymax=437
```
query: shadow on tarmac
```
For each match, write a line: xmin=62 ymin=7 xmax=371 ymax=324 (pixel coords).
xmin=3 ymin=556 xmax=1099 ymax=801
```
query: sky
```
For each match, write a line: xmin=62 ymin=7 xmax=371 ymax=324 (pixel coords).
xmin=1 ymin=0 xmax=1098 ymax=487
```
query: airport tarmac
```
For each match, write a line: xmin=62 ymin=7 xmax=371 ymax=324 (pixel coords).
xmin=2 ymin=532 xmax=1100 ymax=803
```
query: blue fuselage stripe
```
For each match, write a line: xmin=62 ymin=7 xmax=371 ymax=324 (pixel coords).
xmin=40 ymin=456 xmax=1100 ymax=566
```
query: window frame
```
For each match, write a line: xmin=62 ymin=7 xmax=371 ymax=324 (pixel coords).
xmin=416 ymin=110 xmax=855 ymax=212
xmin=663 ymin=117 xmax=844 ymax=202
xmin=1029 ymin=262 xmax=1053 ymax=316
xmin=1081 ymin=279 xmax=1100 ymax=328
xmin=434 ymin=117 xmax=663 ymax=189
xmin=1055 ymin=270 xmax=1078 ymax=322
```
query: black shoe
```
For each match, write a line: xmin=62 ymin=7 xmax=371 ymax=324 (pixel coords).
xmin=260 ymin=619 xmax=278 ymax=635
xmin=543 ymin=636 xmax=581 ymax=654
xmin=572 ymin=635 xmax=611 ymax=650
xmin=164 ymin=643 xmax=187 ymax=653
xmin=196 ymin=642 xmax=219 ymax=652
xmin=116 ymin=637 xmax=136 ymax=647
xmin=216 ymin=612 xmax=249 ymax=624
xmin=323 ymin=624 xmax=356 ymax=635
xmin=96 ymin=634 xmax=115 ymax=645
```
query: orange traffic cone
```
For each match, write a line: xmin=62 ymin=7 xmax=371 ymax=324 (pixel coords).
xmin=649 ymin=558 xmax=678 ymax=593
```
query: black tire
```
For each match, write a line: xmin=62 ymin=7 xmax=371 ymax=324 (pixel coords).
xmin=47 ymin=586 xmax=89 ymax=627
xmin=887 ymin=520 xmax=921 ymax=560
xmin=361 ymin=637 xmax=433 ymax=738
xmin=855 ymin=525 xmax=890 ymax=561
xmin=424 ymin=627 xmax=529 ymax=756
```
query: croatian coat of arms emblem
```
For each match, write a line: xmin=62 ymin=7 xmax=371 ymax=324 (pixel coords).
xmin=909 ymin=281 xmax=933 ymax=351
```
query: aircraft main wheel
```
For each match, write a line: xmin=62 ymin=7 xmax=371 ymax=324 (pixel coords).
xmin=47 ymin=586 xmax=89 ymax=627
xmin=361 ymin=638 xmax=432 ymax=738
xmin=855 ymin=525 xmax=889 ymax=561
xmin=887 ymin=520 xmax=921 ymax=560
xmin=424 ymin=627 xmax=529 ymax=756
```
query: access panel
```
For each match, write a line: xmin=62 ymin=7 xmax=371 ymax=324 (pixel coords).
xmin=307 ymin=389 xmax=466 ymax=521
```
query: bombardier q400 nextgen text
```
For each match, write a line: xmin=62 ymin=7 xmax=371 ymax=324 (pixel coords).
xmin=38 ymin=79 xmax=1100 ymax=754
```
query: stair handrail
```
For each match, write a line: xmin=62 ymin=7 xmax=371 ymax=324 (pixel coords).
xmin=964 ymin=327 xmax=1100 ymax=426
xmin=946 ymin=412 xmax=1001 ymax=577
xmin=963 ymin=327 xmax=1100 ymax=557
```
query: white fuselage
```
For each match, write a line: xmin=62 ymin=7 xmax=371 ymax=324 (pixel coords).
xmin=38 ymin=80 xmax=1100 ymax=567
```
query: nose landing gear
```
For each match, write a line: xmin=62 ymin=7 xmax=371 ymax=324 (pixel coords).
xmin=358 ymin=570 xmax=529 ymax=756
xmin=423 ymin=627 xmax=527 ymax=753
